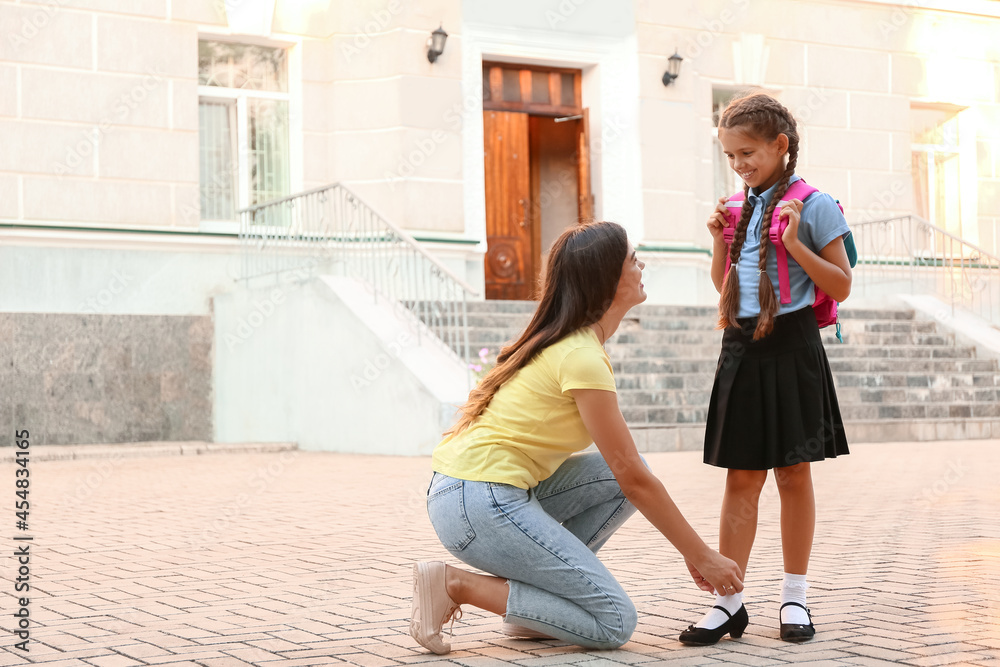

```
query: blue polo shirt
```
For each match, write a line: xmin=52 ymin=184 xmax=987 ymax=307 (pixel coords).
xmin=735 ymin=175 xmax=851 ymax=318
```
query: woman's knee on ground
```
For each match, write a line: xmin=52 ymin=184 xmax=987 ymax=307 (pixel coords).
xmin=586 ymin=596 xmax=637 ymax=650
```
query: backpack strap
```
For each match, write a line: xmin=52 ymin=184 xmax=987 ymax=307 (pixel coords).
xmin=721 ymin=179 xmax=820 ymax=304
xmin=768 ymin=179 xmax=818 ymax=304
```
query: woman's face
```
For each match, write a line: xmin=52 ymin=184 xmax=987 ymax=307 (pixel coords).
xmin=613 ymin=242 xmax=646 ymax=310
xmin=718 ymin=126 xmax=788 ymax=192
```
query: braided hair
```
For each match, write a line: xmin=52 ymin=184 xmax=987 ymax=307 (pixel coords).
xmin=716 ymin=92 xmax=800 ymax=340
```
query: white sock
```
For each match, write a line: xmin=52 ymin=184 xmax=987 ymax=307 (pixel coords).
xmin=780 ymin=573 xmax=810 ymax=625
xmin=695 ymin=591 xmax=743 ymax=629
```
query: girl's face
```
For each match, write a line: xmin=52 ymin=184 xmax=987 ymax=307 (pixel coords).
xmin=613 ymin=242 xmax=646 ymax=309
xmin=718 ymin=127 xmax=789 ymax=192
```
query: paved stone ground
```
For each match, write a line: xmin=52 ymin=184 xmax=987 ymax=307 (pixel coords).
xmin=1 ymin=440 xmax=998 ymax=666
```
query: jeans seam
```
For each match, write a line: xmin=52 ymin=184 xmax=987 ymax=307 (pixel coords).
xmin=487 ymin=483 xmax=626 ymax=642
xmin=585 ymin=497 xmax=631 ymax=549
xmin=428 ymin=481 xmax=476 ymax=551
xmin=534 ymin=476 xmax=618 ymax=502
xmin=427 ymin=480 xmax=462 ymax=500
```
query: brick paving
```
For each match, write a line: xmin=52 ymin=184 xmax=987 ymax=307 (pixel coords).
xmin=1 ymin=440 xmax=998 ymax=666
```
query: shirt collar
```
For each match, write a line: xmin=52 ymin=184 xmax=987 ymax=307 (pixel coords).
xmin=748 ymin=173 xmax=801 ymax=206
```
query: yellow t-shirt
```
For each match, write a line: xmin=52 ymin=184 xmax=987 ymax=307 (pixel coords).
xmin=432 ymin=327 xmax=617 ymax=489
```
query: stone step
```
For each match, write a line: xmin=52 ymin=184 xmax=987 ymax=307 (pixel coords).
xmin=469 ymin=327 xmax=964 ymax=357
xmin=843 ymin=320 xmax=938 ymax=332
xmin=458 ymin=300 xmax=919 ymax=322
xmin=464 ymin=314 xmax=533 ymax=328
xmin=612 ymin=359 xmax=720 ymax=375
xmin=462 ymin=300 xmax=538 ymax=314
xmin=602 ymin=345 xmax=734 ymax=360
xmin=621 ymin=406 xmax=709 ymax=424
xmin=840 ymin=403 xmax=1000 ymax=420
xmin=632 ymin=314 xmax=929 ymax=330
xmin=613 ymin=371 xmax=1000 ymax=391
xmin=839 ymin=419 xmax=1000 ymax=442
xmin=618 ymin=401 xmax=998 ymax=426
xmin=616 ymin=389 xmax=714 ymax=407
xmin=821 ymin=333 xmax=955 ymax=346
xmin=598 ymin=344 xmax=977 ymax=360
xmin=602 ymin=331 xmax=954 ymax=347
xmin=615 ymin=386 xmax=999 ymax=408
xmin=614 ymin=373 xmax=713 ymax=391
xmin=826 ymin=359 xmax=995 ymax=374
xmin=627 ymin=317 xmax=719 ymax=331
xmin=816 ymin=307 xmax=918 ymax=321
xmin=629 ymin=418 xmax=1000 ymax=452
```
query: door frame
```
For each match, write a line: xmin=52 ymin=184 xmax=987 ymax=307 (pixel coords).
xmin=481 ymin=62 xmax=592 ymax=299
xmin=461 ymin=27 xmax=646 ymax=294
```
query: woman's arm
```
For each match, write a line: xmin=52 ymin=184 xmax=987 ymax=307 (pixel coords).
xmin=571 ymin=388 xmax=744 ymax=594
xmin=780 ymin=199 xmax=853 ymax=302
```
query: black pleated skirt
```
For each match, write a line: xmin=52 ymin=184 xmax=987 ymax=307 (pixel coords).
xmin=704 ymin=306 xmax=850 ymax=470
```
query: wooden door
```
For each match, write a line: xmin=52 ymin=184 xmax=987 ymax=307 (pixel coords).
xmin=576 ymin=109 xmax=594 ymax=221
xmin=483 ymin=110 xmax=532 ymax=300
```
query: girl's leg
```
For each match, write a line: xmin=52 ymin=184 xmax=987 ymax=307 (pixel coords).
xmin=774 ymin=462 xmax=815 ymax=629
xmin=773 ymin=462 xmax=814 ymax=574
xmin=689 ymin=468 xmax=767 ymax=634
xmin=719 ymin=469 xmax=769 ymax=572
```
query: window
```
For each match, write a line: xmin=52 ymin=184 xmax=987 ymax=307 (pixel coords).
xmin=712 ymin=88 xmax=743 ymax=201
xmin=482 ymin=62 xmax=581 ymax=114
xmin=911 ymin=105 xmax=962 ymax=234
xmin=198 ymin=40 xmax=290 ymax=222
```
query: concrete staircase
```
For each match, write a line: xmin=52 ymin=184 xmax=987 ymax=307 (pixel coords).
xmin=448 ymin=301 xmax=1000 ymax=451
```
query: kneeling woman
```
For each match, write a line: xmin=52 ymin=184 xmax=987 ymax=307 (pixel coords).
xmin=410 ymin=222 xmax=744 ymax=654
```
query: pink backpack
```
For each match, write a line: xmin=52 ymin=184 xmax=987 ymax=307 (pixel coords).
xmin=721 ymin=179 xmax=854 ymax=341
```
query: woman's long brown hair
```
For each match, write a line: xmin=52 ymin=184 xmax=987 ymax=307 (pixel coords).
xmin=716 ymin=92 xmax=800 ymax=340
xmin=446 ymin=221 xmax=628 ymax=436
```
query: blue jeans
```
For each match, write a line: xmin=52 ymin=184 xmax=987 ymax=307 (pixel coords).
xmin=426 ymin=451 xmax=639 ymax=649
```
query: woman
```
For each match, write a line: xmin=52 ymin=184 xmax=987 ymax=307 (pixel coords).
xmin=410 ymin=221 xmax=744 ymax=654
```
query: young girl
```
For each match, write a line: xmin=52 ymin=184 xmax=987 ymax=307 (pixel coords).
xmin=680 ymin=92 xmax=852 ymax=646
xmin=410 ymin=222 xmax=743 ymax=654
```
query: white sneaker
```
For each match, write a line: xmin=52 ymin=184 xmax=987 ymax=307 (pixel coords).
xmin=410 ymin=562 xmax=462 ymax=654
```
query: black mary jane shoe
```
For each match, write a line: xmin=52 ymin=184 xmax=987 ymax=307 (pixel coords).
xmin=679 ymin=604 xmax=749 ymax=646
xmin=779 ymin=601 xmax=816 ymax=642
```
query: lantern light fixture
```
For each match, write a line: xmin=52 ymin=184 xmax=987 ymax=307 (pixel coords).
xmin=427 ymin=24 xmax=448 ymax=63
xmin=662 ymin=49 xmax=683 ymax=86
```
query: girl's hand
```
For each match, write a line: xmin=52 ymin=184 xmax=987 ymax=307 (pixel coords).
xmin=779 ymin=198 xmax=804 ymax=247
xmin=707 ymin=196 xmax=730 ymax=244
xmin=686 ymin=552 xmax=744 ymax=595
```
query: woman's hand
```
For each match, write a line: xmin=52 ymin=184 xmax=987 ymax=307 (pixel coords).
xmin=779 ymin=198 xmax=804 ymax=247
xmin=707 ymin=196 xmax=730 ymax=244
xmin=686 ymin=552 xmax=744 ymax=595
xmin=572 ymin=389 xmax=743 ymax=581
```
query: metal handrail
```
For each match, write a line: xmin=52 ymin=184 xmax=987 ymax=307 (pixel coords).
xmin=238 ymin=183 xmax=477 ymax=364
xmin=853 ymin=214 xmax=999 ymax=326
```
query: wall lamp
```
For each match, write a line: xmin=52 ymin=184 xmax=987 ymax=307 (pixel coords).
xmin=427 ymin=24 xmax=448 ymax=63
xmin=661 ymin=49 xmax=683 ymax=86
